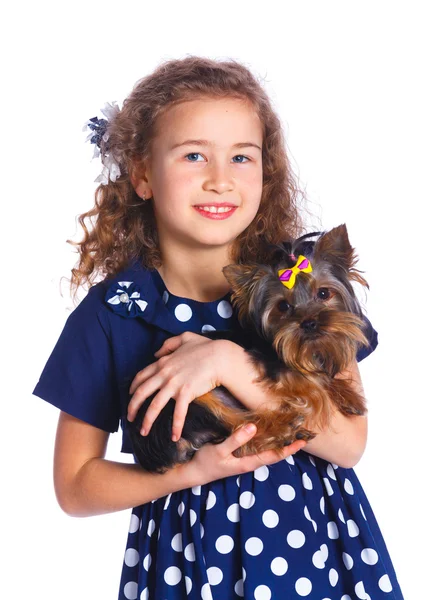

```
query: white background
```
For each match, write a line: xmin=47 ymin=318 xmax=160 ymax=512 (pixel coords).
xmin=2 ymin=1 xmax=426 ymax=598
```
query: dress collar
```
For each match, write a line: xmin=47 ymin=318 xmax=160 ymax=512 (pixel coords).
xmin=103 ymin=259 xmax=240 ymax=335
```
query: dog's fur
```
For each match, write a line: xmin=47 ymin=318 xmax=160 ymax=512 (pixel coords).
xmin=127 ymin=224 xmax=370 ymax=473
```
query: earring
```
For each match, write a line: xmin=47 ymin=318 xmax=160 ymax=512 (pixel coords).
xmin=142 ymin=192 xmax=146 ymax=201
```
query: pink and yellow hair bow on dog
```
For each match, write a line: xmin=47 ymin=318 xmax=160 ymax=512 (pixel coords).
xmin=278 ymin=255 xmax=313 ymax=289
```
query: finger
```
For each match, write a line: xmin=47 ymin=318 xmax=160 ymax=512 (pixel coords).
xmin=220 ymin=424 xmax=258 ymax=457
xmin=170 ymin=393 xmax=192 ymax=442
xmin=127 ymin=374 xmax=166 ymax=421
xmin=140 ymin=387 xmax=174 ymax=435
xmin=154 ymin=336 xmax=184 ymax=357
xmin=129 ymin=362 xmax=159 ymax=395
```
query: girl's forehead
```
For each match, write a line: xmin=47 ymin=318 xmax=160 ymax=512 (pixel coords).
xmin=154 ymin=97 xmax=263 ymax=145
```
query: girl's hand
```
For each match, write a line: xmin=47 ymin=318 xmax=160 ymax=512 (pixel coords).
xmin=127 ymin=333 xmax=229 ymax=442
xmin=185 ymin=423 xmax=307 ymax=486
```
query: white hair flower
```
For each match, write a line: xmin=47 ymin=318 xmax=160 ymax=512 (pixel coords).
xmin=82 ymin=101 xmax=122 ymax=184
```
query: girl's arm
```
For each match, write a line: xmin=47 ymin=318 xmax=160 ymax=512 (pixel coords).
xmin=54 ymin=409 xmax=305 ymax=517
xmin=54 ymin=411 xmax=196 ymax=517
xmin=218 ymin=340 xmax=367 ymax=469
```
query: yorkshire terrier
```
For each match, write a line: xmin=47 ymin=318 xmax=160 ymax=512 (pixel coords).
xmin=127 ymin=224 xmax=370 ymax=474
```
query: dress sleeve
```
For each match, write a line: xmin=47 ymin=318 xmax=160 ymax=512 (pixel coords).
xmin=356 ymin=315 xmax=379 ymax=363
xmin=32 ymin=284 xmax=121 ymax=433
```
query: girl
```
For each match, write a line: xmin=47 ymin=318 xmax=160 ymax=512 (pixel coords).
xmin=33 ymin=56 xmax=404 ymax=599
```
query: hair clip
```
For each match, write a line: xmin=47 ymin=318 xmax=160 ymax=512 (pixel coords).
xmin=278 ymin=255 xmax=312 ymax=289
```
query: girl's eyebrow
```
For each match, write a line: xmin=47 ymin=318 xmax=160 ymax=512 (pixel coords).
xmin=170 ymin=139 xmax=262 ymax=151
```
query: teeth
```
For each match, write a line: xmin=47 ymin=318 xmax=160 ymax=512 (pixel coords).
xmin=197 ymin=206 xmax=233 ymax=213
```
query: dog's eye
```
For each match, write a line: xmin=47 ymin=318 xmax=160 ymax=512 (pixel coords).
xmin=278 ymin=300 xmax=291 ymax=312
xmin=317 ymin=288 xmax=331 ymax=300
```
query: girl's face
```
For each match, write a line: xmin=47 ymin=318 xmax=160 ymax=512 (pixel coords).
xmin=134 ymin=96 xmax=263 ymax=254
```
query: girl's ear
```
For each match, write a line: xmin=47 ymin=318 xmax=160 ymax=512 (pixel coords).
xmin=130 ymin=160 xmax=153 ymax=200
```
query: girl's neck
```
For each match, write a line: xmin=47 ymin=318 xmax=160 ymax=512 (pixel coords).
xmin=157 ymin=246 xmax=233 ymax=303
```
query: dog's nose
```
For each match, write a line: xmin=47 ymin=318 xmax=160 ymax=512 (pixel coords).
xmin=300 ymin=319 xmax=318 ymax=332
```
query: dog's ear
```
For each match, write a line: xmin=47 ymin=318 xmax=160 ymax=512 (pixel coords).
xmin=222 ymin=263 xmax=269 ymax=324
xmin=313 ymin=224 xmax=355 ymax=271
xmin=314 ymin=224 xmax=369 ymax=288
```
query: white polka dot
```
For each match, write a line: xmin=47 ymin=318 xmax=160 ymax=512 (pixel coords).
xmin=360 ymin=503 xmax=367 ymax=520
xmin=174 ymin=303 xmax=192 ymax=322
xmin=239 ymin=491 xmax=255 ymax=509
xmin=245 ymin=536 xmax=264 ymax=556
xmin=192 ymin=485 xmax=201 ymax=495
xmin=271 ymin=557 xmax=288 ymax=576
xmin=379 ymin=574 xmax=393 ymax=592
xmin=207 ymin=566 xmax=223 ymax=585
xmin=200 ymin=522 xmax=204 ymax=538
xmin=355 ymin=580 xmax=368 ymax=598
xmin=302 ymin=472 xmax=313 ymax=490
xmin=327 ymin=521 xmax=339 ymax=539
xmin=164 ymin=566 xmax=182 ymax=585
xmin=285 ymin=454 xmax=295 ymax=465
xmin=341 ymin=596 xmax=352 ymax=600
xmin=327 ymin=464 xmax=337 ymax=479
xmin=320 ymin=496 xmax=326 ymax=514
xmin=129 ymin=514 xmax=140 ymax=533
xmin=234 ymin=579 xmax=244 ymax=596
xmin=312 ymin=550 xmax=326 ymax=569
xmin=217 ymin=299 xmax=233 ymax=318
xmin=295 ymin=577 xmax=312 ymax=596
xmin=344 ymin=478 xmax=354 ymax=494
xmin=236 ymin=475 xmax=241 ymax=487
xmin=321 ymin=543 xmax=329 ymax=560
xmin=123 ymin=581 xmax=138 ymax=599
xmin=287 ymin=529 xmax=305 ymax=549
xmin=254 ymin=465 xmax=269 ymax=481
xmin=323 ymin=477 xmax=334 ymax=496
xmin=304 ymin=505 xmax=312 ymax=521
xmin=361 ymin=548 xmax=378 ymax=565
xmin=185 ymin=576 xmax=192 ymax=594
xmin=143 ymin=553 xmax=152 ymax=571
xmin=171 ymin=533 xmax=183 ymax=552
xmin=309 ymin=455 xmax=316 ymax=467
xmin=262 ymin=509 xmax=279 ymax=528
xmin=342 ymin=552 xmax=354 ymax=570
xmin=254 ymin=585 xmax=272 ymax=599
xmin=329 ymin=568 xmax=339 ymax=587
xmin=206 ymin=490 xmax=217 ymax=509
xmin=162 ymin=290 xmax=169 ymax=304
xmin=190 ymin=509 xmax=197 ymax=527
xmin=278 ymin=484 xmax=296 ymax=501
xmin=184 ymin=543 xmax=196 ymax=561
xmin=332 ymin=463 xmax=339 ymax=469
xmin=147 ymin=519 xmax=155 ymax=536
xmin=140 ymin=587 xmax=149 ymax=600
xmin=178 ymin=501 xmax=185 ymax=516
xmin=201 ymin=324 xmax=216 ymax=332
xmin=242 ymin=567 xmax=246 ymax=581
xmin=164 ymin=493 xmax=171 ymax=510
xmin=227 ymin=503 xmax=240 ymax=522
xmin=347 ymin=519 xmax=359 ymax=537
xmin=338 ymin=508 xmax=345 ymax=523
xmin=215 ymin=534 xmax=234 ymax=554
xmin=124 ymin=548 xmax=139 ymax=567
xmin=201 ymin=582 xmax=214 ymax=600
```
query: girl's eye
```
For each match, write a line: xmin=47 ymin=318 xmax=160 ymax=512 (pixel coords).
xmin=278 ymin=300 xmax=291 ymax=312
xmin=317 ymin=288 xmax=331 ymax=300
xmin=184 ymin=153 xmax=250 ymax=163
xmin=185 ymin=153 xmax=204 ymax=162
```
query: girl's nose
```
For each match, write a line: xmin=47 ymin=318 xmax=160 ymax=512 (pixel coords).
xmin=202 ymin=161 xmax=234 ymax=193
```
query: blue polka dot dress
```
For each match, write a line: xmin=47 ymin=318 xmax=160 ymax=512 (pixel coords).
xmin=32 ymin=260 xmax=404 ymax=600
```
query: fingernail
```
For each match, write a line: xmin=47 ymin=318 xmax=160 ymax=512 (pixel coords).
xmin=244 ymin=424 xmax=256 ymax=433
xmin=141 ymin=428 xmax=147 ymax=436
xmin=171 ymin=434 xmax=178 ymax=442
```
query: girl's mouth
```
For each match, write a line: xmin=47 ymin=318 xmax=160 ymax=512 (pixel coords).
xmin=193 ymin=205 xmax=237 ymax=220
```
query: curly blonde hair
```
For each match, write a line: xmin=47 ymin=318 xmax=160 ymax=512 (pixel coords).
xmin=69 ymin=55 xmax=307 ymax=295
